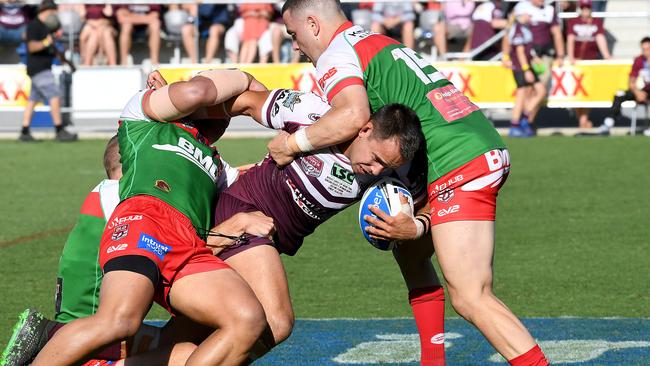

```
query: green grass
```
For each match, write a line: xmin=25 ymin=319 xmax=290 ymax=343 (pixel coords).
xmin=1 ymin=137 xmax=649 ymax=347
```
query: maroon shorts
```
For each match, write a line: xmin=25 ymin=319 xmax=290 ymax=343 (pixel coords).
xmin=428 ymin=149 xmax=510 ymax=226
xmin=99 ymin=195 xmax=230 ymax=313
xmin=214 ymin=192 xmax=277 ymax=261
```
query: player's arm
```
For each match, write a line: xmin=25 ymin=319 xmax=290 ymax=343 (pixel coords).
xmin=550 ymin=23 xmax=565 ymax=64
xmin=206 ymin=211 xmax=275 ymax=255
xmin=142 ymin=69 xmax=254 ymax=123
xmin=223 ymin=90 xmax=271 ymax=123
xmin=268 ymin=85 xmax=371 ymax=165
xmin=364 ymin=196 xmax=431 ymax=242
xmin=566 ymin=33 xmax=576 ymax=64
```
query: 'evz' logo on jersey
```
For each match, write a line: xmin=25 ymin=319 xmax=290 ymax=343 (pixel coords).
xmin=152 ymin=137 xmax=218 ymax=182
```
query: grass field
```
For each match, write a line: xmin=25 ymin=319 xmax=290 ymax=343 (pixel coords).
xmin=1 ymin=136 xmax=649 ymax=351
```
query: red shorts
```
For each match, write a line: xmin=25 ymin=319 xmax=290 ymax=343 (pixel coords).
xmin=99 ymin=195 xmax=230 ymax=313
xmin=428 ymin=149 xmax=510 ymax=226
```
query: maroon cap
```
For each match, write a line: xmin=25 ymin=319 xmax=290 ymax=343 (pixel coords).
xmin=579 ymin=0 xmax=592 ymax=8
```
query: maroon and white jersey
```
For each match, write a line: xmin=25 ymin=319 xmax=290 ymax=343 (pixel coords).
xmin=470 ymin=1 xmax=505 ymax=54
xmin=221 ymin=89 xmax=426 ymax=255
xmin=516 ymin=1 xmax=558 ymax=47
xmin=567 ymin=17 xmax=604 ymax=60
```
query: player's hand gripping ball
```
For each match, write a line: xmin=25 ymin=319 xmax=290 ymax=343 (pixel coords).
xmin=358 ymin=177 xmax=413 ymax=251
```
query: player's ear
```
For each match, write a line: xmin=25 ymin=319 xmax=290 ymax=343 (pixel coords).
xmin=307 ymin=15 xmax=320 ymax=37
xmin=358 ymin=120 xmax=373 ymax=138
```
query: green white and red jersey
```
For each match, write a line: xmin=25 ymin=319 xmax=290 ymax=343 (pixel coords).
xmin=316 ymin=22 xmax=506 ymax=183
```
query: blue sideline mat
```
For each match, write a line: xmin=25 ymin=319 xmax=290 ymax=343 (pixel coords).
xmin=150 ymin=318 xmax=650 ymax=365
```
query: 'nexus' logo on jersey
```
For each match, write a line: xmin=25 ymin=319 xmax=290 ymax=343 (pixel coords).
xmin=318 ymin=67 xmax=338 ymax=89
xmin=153 ymin=137 xmax=218 ymax=182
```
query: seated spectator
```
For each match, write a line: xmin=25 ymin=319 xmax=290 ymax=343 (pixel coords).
xmin=238 ymin=3 xmax=274 ymax=64
xmin=176 ymin=3 xmax=231 ymax=64
xmin=115 ymin=4 xmax=161 ymax=66
xmin=270 ymin=3 xmax=299 ymax=64
xmin=434 ymin=0 xmax=475 ymax=59
xmin=80 ymin=4 xmax=116 ymax=66
xmin=599 ymin=37 xmax=650 ymax=136
xmin=567 ymin=0 xmax=610 ymax=129
xmin=469 ymin=0 xmax=507 ymax=60
xmin=0 ymin=0 xmax=33 ymax=46
xmin=371 ymin=2 xmax=415 ymax=49
xmin=508 ymin=2 xmax=546 ymax=138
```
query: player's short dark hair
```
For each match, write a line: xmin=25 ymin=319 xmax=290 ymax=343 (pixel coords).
xmin=104 ymin=134 xmax=121 ymax=179
xmin=282 ymin=0 xmax=341 ymax=15
xmin=641 ymin=37 xmax=650 ymax=45
xmin=370 ymin=104 xmax=423 ymax=162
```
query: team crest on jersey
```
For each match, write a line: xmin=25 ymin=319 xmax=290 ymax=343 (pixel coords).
xmin=300 ymin=155 xmax=324 ymax=178
xmin=437 ymin=189 xmax=455 ymax=203
xmin=111 ymin=224 xmax=129 ymax=241
xmin=282 ymin=91 xmax=304 ymax=112
xmin=155 ymin=180 xmax=171 ymax=193
xmin=308 ymin=113 xmax=321 ymax=122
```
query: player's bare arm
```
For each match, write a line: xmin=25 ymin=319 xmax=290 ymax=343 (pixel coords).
xmin=206 ymin=211 xmax=276 ymax=255
xmin=365 ymin=194 xmax=431 ymax=242
xmin=267 ymin=85 xmax=371 ymax=166
xmin=142 ymin=69 xmax=254 ymax=123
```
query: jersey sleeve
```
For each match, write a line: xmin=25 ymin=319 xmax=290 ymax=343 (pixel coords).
xmin=260 ymin=89 xmax=331 ymax=132
xmin=316 ymin=43 xmax=365 ymax=103
xmin=595 ymin=19 xmax=605 ymax=35
xmin=119 ymin=90 xmax=153 ymax=122
xmin=567 ymin=19 xmax=577 ymax=36
xmin=472 ymin=2 xmax=494 ymax=22
xmin=510 ymin=25 xmax=526 ymax=46
xmin=215 ymin=157 xmax=239 ymax=192
xmin=630 ymin=57 xmax=643 ymax=79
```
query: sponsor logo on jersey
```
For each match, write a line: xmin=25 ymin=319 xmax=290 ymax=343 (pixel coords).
xmin=108 ymin=215 xmax=142 ymax=229
xmin=137 ymin=233 xmax=171 ymax=260
xmin=154 ymin=179 xmax=171 ymax=193
xmin=330 ymin=162 xmax=355 ymax=185
xmin=286 ymin=179 xmax=322 ymax=220
xmin=106 ymin=243 xmax=128 ymax=254
xmin=152 ymin=137 xmax=219 ymax=182
xmin=308 ymin=113 xmax=321 ymax=122
xmin=318 ymin=67 xmax=338 ymax=89
xmin=429 ymin=175 xmax=464 ymax=195
xmin=437 ymin=189 xmax=455 ymax=203
xmin=427 ymin=85 xmax=480 ymax=122
xmin=281 ymin=91 xmax=304 ymax=112
xmin=111 ymin=224 xmax=129 ymax=241
xmin=300 ymin=155 xmax=324 ymax=178
xmin=348 ymin=29 xmax=372 ymax=39
xmin=437 ymin=204 xmax=460 ymax=217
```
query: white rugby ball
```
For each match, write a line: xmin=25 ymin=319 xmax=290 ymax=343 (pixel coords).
xmin=358 ymin=177 xmax=413 ymax=251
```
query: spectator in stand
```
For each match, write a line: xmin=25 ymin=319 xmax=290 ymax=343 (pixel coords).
xmin=469 ymin=0 xmax=507 ymax=60
xmin=508 ymin=1 xmax=546 ymax=138
xmin=177 ymin=4 xmax=231 ymax=64
xmin=434 ymin=0 xmax=475 ymax=59
xmin=80 ymin=4 xmax=116 ymax=66
xmin=0 ymin=0 xmax=33 ymax=46
xmin=526 ymin=0 xmax=565 ymax=80
xmin=371 ymin=2 xmax=416 ymax=50
xmin=238 ymin=3 xmax=274 ymax=64
xmin=270 ymin=2 xmax=299 ymax=63
xmin=599 ymin=37 xmax=650 ymax=136
xmin=20 ymin=0 xmax=76 ymax=142
xmin=567 ymin=0 xmax=610 ymax=129
xmin=115 ymin=4 xmax=161 ymax=66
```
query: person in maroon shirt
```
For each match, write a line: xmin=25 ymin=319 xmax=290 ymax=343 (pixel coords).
xmin=115 ymin=4 xmax=161 ymax=65
xmin=80 ymin=4 xmax=117 ymax=66
xmin=567 ymin=0 xmax=611 ymax=129
xmin=469 ymin=0 xmax=507 ymax=60
xmin=0 ymin=0 xmax=33 ymax=45
xmin=599 ymin=36 xmax=650 ymax=136
xmin=508 ymin=2 xmax=546 ymax=138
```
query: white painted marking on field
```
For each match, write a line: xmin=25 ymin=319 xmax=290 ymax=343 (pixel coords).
xmin=489 ymin=340 xmax=650 ymax=364
xmin=332 ymin=333 xmax=462 ymax=364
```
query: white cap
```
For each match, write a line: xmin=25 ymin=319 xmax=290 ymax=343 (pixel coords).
xmin=514 ymin=1 xmax=535 ymax=17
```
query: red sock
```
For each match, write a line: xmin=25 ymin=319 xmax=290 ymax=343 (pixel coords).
xmin=409 ymin=286 xmax=445 ymax=366
xmin=508 ymin=345 xmax=548 ymax=366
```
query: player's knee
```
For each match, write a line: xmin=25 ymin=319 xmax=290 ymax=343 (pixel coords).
xmin=448 ymin=284 xmax=494 ymax=320
xmin=95 ymin=309 xmax=143 ymax=339
xmin=267 ymin=312 xmax=294 ymax=344
xmin=228 ymin=301 xmax=267 ymax=342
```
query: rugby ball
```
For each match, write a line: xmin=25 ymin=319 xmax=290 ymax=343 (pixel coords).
xmin=358 ymin=177 xmax=414 ymax=251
